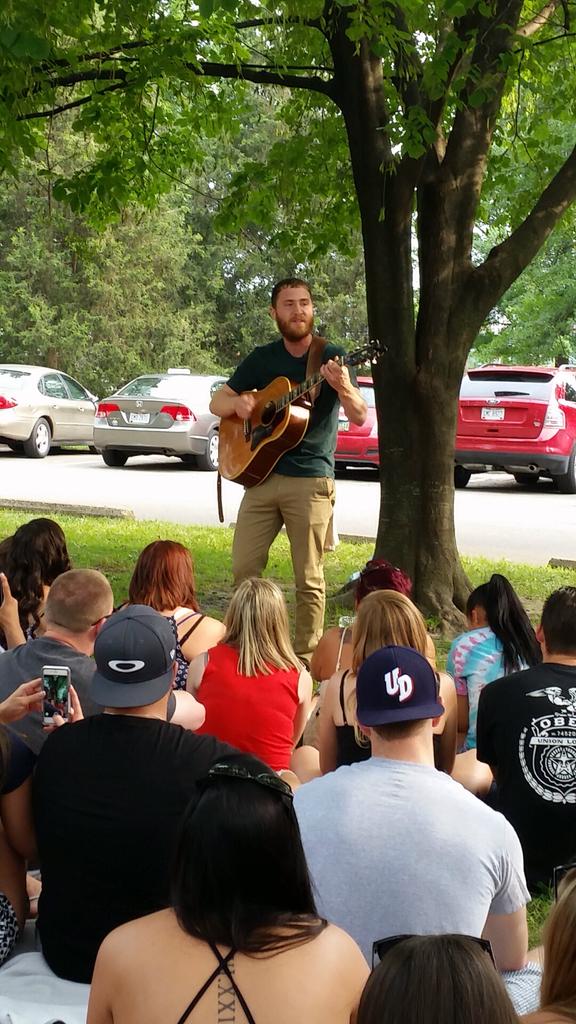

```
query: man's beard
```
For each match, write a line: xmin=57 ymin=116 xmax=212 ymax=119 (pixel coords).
xmin=275 ymin=310 xmax=314 ymax=342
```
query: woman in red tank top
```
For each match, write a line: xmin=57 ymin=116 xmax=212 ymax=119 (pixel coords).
xmin=190 ymin=579 xmax=313 ymax=772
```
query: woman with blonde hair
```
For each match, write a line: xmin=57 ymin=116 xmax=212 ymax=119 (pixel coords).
xmin=524 ymin=869 xmax=576 ymax=1023
xmin=317 ymin=590 xmax=457 ymax=774
xmin=188 ymin=579 xmax=313 ymax=773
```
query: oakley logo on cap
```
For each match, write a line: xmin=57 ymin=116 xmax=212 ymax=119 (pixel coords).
xmin=384 ymin=667 xmax=414 ymax=703
xmin=108 ymin=659 xmax=146 ymax=673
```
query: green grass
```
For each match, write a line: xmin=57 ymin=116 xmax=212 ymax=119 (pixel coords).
xmin=0 ymin=508 xmax=559 ymax=942
xmin=528 ymin=891 xmax=552 ymax=948
xmin=1 ymin=508 xmax=574 ymax=629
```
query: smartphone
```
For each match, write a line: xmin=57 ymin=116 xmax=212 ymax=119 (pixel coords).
xmin=42 ymin=666 xmax=71 ymax=723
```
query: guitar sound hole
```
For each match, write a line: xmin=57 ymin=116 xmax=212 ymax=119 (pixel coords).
xmin=261 ymin=401 xmax=278 ymax=426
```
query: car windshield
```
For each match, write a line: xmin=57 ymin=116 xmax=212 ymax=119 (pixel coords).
xmin=460 ymin=372 xmax=554 ymax=401
xmin=117 ymin=376 xmax=218 ymax=404
xmin=0 ymin=369 xmax=31 ymax=391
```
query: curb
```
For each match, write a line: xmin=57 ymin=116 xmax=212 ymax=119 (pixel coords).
xmin=0 ymin=499 xmax=134 ymax=519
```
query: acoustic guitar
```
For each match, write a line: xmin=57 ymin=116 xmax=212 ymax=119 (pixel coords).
xmin=218 ymin=343 xmax=380 ymax=488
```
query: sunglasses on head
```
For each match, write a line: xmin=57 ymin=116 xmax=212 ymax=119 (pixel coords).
xmin=371 ymin=934 xmax=495 ymax=969
xmin=205 ymin=762 xmax=294 ymax=801
xmin=554 ymin=862 xmax=576 ymax=899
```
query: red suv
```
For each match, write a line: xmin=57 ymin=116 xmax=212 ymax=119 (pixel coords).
xmin=455 ymin=364 xmax=576 ymax=492
xmin=335 ymin=376 xmax=379 ymax=468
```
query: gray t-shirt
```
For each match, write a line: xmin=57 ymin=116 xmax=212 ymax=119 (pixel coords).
xmin=0 ymin=637 xmax=98 ymax=754
xmin=294 ymin=756 xmax=529 ymax=961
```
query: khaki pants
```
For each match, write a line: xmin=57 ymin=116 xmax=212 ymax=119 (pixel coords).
xmin=232 ymin=473 xmax=336 ymax=665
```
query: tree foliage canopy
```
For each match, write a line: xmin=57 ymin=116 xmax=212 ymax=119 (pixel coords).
xmin=1 ymin=0 xmax=575 ymax=622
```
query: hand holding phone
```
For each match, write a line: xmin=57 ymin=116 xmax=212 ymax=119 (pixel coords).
xmin=42 ymin=666 xmax=71 ymax=724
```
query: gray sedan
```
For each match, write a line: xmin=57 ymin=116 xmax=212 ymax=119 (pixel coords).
xmin=0 ymin=364 xmax=97 ymax=458
xmin=94 ymin=371 xmax=224 ymax=470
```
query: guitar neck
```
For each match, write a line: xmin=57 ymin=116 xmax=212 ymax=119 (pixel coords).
xmin=276 ymin=370 xmax=324 ymax=411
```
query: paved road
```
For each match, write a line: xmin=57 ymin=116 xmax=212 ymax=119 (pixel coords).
xmin=0 ymin=448 xmax=574 ymax=564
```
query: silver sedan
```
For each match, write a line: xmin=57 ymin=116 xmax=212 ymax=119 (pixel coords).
xmin=93 ymin=371 xmax=225 ymax=470
xmin=0 ymin=364 xmax=97 ymax=458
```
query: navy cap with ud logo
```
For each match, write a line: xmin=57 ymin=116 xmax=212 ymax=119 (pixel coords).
xmin=356 ymin=645 xmax=444 ymax=726
xmin=92 ymin=605 xmax=176 ymax=708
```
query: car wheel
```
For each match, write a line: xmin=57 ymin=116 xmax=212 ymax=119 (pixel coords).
xmin=196 ymin=429 xmax=219 ymax=472
xmin=454 ymin=466 xmax=471 ymax=489
xmin=179 ymin=454 xmax=197 ymax=466
xmin=23 ymin=418 xmax=52 ymax=458
xmin=514 ymin=472 xmax=540 ymax=487
xmin=101 ymin=450 xmax=129 ymax=468
xmin=555 ymin=447 xmax=576 ymax=494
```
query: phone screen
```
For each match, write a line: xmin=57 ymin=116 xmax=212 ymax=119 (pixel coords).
xmin=42 ymin=666 xmax=71 ymax=722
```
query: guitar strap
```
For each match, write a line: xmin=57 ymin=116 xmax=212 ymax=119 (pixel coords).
xmin=306 ymin=335 xmax=329 ymax=405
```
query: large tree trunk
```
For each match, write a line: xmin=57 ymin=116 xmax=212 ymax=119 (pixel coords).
xmin=331 ymin=25 xmax=471 ymax=627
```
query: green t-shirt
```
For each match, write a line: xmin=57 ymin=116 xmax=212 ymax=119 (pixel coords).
xmin=227 ymin=337 xmax=344 ymax=478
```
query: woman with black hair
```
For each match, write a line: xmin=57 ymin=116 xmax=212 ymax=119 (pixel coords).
xmin=87 ymin=753 xmax=368 ymax=1024
xmin=4 ymin=518 xmax=72 ymax=643
xmin=448 ymin=573 xmax=540 ymax=752
xmin=447 ymin=573 xmax=540 ymax=793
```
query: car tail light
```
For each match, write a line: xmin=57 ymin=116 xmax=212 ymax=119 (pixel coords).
xmin=95 ymin=402 xmax=121 ymax=419
xmin=544 ymin=404 xmax=566 ymax=429
xmin=160 ymin=404 xmax=195 ymax=422
xmin=0 ymin=395 xmax=17 ymax=410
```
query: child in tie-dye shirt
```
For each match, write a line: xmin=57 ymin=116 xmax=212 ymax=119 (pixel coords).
xmin=448 ymin=575 xmax=540 ymax=789
xmin=447 ymin=626 xmax=507 ymax=750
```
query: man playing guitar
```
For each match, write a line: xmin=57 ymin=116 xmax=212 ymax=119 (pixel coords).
xmin=210 ymin=278 xmax=367 ymax=666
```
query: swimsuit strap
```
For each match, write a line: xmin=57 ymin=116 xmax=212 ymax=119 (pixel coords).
xmin=208 ymin=943 xmax=257 ymax=1024
xmin=338 ymin=669 xmax=350 ymax=724
xmin=175 ymin=944 xmax=256 ymax=1024
xmin=179 ymin=615 xmax=205 ymax=647
xmin=334 ymin=626 xmax=349 ymax=672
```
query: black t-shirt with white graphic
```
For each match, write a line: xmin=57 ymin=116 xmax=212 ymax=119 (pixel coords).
xmin=477 ymin=662 xmax=576 ymax=890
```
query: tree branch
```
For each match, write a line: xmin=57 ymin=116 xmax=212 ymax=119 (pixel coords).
xmin=471 ymin=144 xmax=576 ymax=312
xmin=189 ymin=60 xmax=335 ymax=96
xmin=16 ymin=81 xmax=130 ymax=121
xmin=517 ymin=0 xmax=560 ymax=36
xmin=234 ymin=16 xmax=323 ymax=31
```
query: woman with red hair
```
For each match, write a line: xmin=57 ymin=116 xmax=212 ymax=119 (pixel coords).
xmin=310 ymin=560 xmax=420 ymax=684
xmin=128 ymin=540 xmax=225 ymax=690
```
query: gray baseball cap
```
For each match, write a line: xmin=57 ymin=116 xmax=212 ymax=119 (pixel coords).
xmin=92 ymin=605 xmax=176 ymax=708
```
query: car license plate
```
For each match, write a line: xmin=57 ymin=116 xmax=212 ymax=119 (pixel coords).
xmin=339 ymin=419 xmax=350 ymax=431
xmin=128 ymin=412 xmax=150 ymax=424
xmin=481 ymin=407 xmax=504 ymax=421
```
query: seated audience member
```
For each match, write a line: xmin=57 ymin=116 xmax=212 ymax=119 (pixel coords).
xmin=0 ymin=573 xmax=25 ymax=650
xmin=477 ymin=587 xmax=576 ymax=892
xmin=189 ymin=579 xmax=312 ymax=773
xmin=128 ymin=540 xmax=225 ymax=689
xmin=87 ymin=753 xmax=368 ymax=1024
xmin=0 ymin=569 xmax=111 ymax=753
xmin=317 ymin=591 xmax=457 ymax=775
xmin=0 ymin=680 xmax=43 ymax=964
xmin=4 ymin=518 xmax=72 ymax=643
xmin=33 ymin=606 xmax=236 ymax=984
xmin=448 ymin=573 xmax=540 ymax=794
xmin=357 ymin=934 xmax=519 ymax=1024
xmin=311 ymin=559 xmax=433 ymax=683
xmin=524 ymin=867 xmax=576 ymax=1023
xmin=295 ymin=645 xmax=530 ymax=970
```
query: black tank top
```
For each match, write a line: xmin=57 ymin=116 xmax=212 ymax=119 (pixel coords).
xmin=176 ymin=943 xmax=256 ymax=1024
xmin=335 ymin=670 xmax=371 ymax=768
